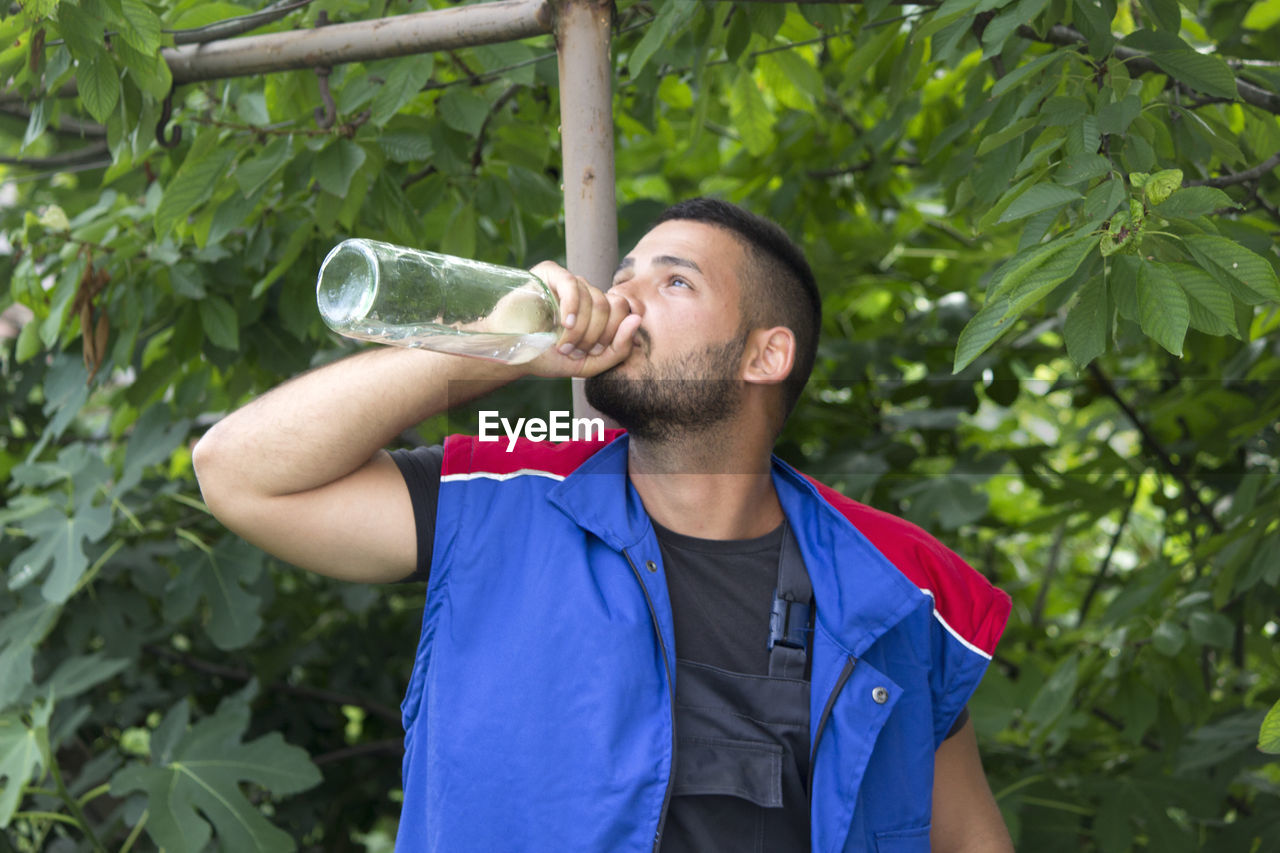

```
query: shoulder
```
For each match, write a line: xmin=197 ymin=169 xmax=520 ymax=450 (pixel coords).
xmin=441 ymin=429 xmax=626 ymax=480
xmin=804 ymin=475 xmax=1010 ymax=659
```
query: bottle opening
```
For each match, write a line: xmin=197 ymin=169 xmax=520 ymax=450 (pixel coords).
xmin=317 ymin=240 xmax=378 ymax=329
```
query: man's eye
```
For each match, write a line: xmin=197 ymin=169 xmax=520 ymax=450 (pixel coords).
xmin=669 ymin=277 xmax=691 ymax=289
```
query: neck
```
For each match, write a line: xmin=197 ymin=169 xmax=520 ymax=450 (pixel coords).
xmin=626 ymin=428 xmax=783 ymax=540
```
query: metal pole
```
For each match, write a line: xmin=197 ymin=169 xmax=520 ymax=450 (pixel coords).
xmin=164 ymin=0 xmax=552 ymax=85
xmin=554 ymin=0 xmax=617 ymax=423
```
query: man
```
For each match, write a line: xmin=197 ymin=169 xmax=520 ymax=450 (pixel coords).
xmin=193 ymin=198 xmax=1014 ymax=852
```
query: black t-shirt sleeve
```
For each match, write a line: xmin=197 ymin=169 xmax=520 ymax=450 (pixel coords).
xmin=388 ymin=444 xmax=444 ymax=583
xmin=945 ymin=706 xmax=969 ymax=740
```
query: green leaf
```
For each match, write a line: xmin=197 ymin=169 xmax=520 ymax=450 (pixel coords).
xmin=1003 ymin=235 xmax=1095 ymax=316
xmin=1166 ymin=263 xmax=1238 ymax=336
xmin=982 ymin=0 xmax=1051 ymax=57
xmin=1143 ymin=168 xmax=1182 ymax=204
xmin=110 ymin=692 xmax=321 ymax=851
xmin=371 ymin=55 xmax=433 ymax=126
xmin=116 ymin=0 xmax=161 ymax=53
xmin=1065 ymin=114 xmax=1101 ymax=158
xmin=729 ymin=72 xmax=773 ymax=156
xmin=253 ymin=222 xmax=314 ymax=299
xmin=997 ymin=184 xmax=1082 ymax=224
xmin=1151 ymin=620 xmax=1186 ymax=655
xmin=1056 ymin=153 xmax=1112 ymax=185
xmin=234 ymin=137 xmax=292 ymax=198
xmin=0 ymin=702 xmax=52 ymax=826
xmin=1096 ymin=95 xmax=1142 ymax=135
xmin=163 ymin=539 xmax=265 ymax=650
xmin=1041 ymin=95 xmax=1088 ymax=126
xmin=976 ymin=117 xmax=1040 ymax=157
xmin=1026 ymin=653 xmax=1080 ymax=729
xmin=116 ymin=404 xmax=191 ymax=496
xmin=1064 ymin=274 xmax=1108 ymax=366
xmin=1072 ymin=0 xmax=1117 ymax=56
xmin=1082 ymin=177 xmax=1127 ymax=227
xmin=45 ymin=653 xmax=130 ymax=700
xmin=1260 ymin=698 xmax=1280 ymax=754
xmin=0 ymin=596 xmax=60 ymax=710
xmin=155 ymin=146 xmax=236 ymax=239
xmin=954 ymin=293 xmax=1012 ymax=372
xmin=1183 ymin=233 xmax=1280 ymax=304
xmin=437 ymin=89 xmax=490 ymax=137
xmin=1148 ymin=51 xmax=1238 ymax=100
xmin=990 ymin=51 xmax=1066 ymax=99
xmin=9 ymin=503 xmax=113 ymax=603
xmin=1151 ymin=186 xmax=1240 ymax=219
xmin=15 ymin=321 xmax=41 ymax=363
xmin=628 ymin=0 xmax=694 ymax=77
xmin=759 ymin=50 xmax=822 ymax=107
xmin=1138 ymin=0 xmax=1181 ymax=31
xmin=441 ymin=202 xmax=477 ymax=260
xmin=315 ymin=139 xmax=367 ymax=198
xmin=377 ymin=131 xmax=433 ymax=164
xmin=917 ymin=0 xmax=978 ymax=40
xmin=198 ymin=296 xmax=240 ymax=351
xmin=1136 ymin=261 xmax=1190 ymax=355
xmin=77 ymin=49 xmax=120 ymax=124
xmin=1187 ymin=611 xmax=1234 ymax=648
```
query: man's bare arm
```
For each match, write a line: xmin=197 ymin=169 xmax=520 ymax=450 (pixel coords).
xmin=931 ymin=719 xmax=1015 ymax=853
xmin=192 ymin=263 xmax=638 ymax=583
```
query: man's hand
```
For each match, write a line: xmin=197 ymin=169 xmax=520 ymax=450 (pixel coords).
xmin=525 ymin=261 xmax=641 ymax=378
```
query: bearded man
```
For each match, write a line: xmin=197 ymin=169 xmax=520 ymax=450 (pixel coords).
xmin=194 ymin=198 xmax=1014 ymax=853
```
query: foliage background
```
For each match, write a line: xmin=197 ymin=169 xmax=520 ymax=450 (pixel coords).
xmin=2 ymin=0 xmax=1280 ymax=849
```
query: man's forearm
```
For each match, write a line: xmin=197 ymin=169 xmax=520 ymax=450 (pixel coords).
xmin=194 ymin=346 xmax=521 ymax=500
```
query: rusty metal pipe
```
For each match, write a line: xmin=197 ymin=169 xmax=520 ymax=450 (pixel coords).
xmin=164 ymin=0 xmax=552 ymax=85
xmin=555 ymin=0 xmax=617 ymax=422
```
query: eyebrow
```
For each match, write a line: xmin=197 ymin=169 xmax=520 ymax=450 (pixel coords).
xmin=613 ymin=255 xmax=704 ymax=276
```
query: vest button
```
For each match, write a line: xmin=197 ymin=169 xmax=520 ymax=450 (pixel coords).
xmin=872 ymin=686 xmax=889 ymax=704
xmin=646 ymin=560 xmax=658 ymax=572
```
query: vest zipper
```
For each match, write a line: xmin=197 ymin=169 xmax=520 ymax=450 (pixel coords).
xmin=808 ymin=655 xmax=856 ymax=794
xmin=623 ymin=548 xmax=677 ymax=852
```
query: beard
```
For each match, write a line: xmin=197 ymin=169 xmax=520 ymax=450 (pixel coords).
xmin=585 ymin=330 xmax=746 ymax=442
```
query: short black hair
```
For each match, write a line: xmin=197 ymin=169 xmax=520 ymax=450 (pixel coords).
xmin=653 ymin=197 xmax=821 ymax=425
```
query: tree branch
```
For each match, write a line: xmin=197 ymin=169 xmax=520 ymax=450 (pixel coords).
xmin=142 ymin=644 xmax=403 ymax=726
xmin=1015 ymin=24 xmax=1280 ymax=116
xmin=471 ymin=84 xmax=520 ymax=171
xmin=0 ymin=106 xmax=106 ymax=138
xmin=1031 ymin=522 xmax=1067 ymax=629
xmin=807 ymin=157 xmax=919 ymax=179
xmin=0 ymin=142 xmax=109 ymax=168
xmin=1076 ymin=485 xmax=1137 ymax=627
xmin=1185 ymin=151 xmax=1280 ymax=188
xmin=1249 ymin=185 xmax=1280 ymax=227
xmin=313 ymin=738 xmax=404 ymax=765
xmin=1086 ymin=364 xmax=1222 ymax=534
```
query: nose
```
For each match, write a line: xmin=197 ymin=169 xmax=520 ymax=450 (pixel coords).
xmin=606 ymin=277 xmax=645 ymax=317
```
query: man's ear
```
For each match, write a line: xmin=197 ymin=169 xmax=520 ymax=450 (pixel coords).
xmin=741 ymin=326 xmax=796 ymax=386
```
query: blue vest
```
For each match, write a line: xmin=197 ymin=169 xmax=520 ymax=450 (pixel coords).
xmin=395 ymin=433 xmax=1010 ymax=852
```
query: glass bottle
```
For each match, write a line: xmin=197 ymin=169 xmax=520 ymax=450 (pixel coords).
xmin=316 ymin=239 xmax=561 ymax=364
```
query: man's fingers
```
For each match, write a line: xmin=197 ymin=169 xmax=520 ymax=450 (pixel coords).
xmin=575 ymin=286 xmax=612 ymax=359
xmin=591 ymin=292 xmax=632 ymax=357
xmin=530 ymin=262 xmax=580 ymax=338
xmin=585 ymin=312 xmax=641 ymax=369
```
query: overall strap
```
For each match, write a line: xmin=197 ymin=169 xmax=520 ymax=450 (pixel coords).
xmin=768 ymin=520 xmax=815 ymax=679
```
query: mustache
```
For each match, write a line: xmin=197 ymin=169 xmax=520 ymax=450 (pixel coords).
xmin=633 ymin=326 xmax=651 ymax=354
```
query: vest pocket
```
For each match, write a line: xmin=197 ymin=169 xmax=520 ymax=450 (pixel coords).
xmin=874 ymin=825 xmax=931 ymax=852
xmin=671 ymin=735 xmax=784 ymax=808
